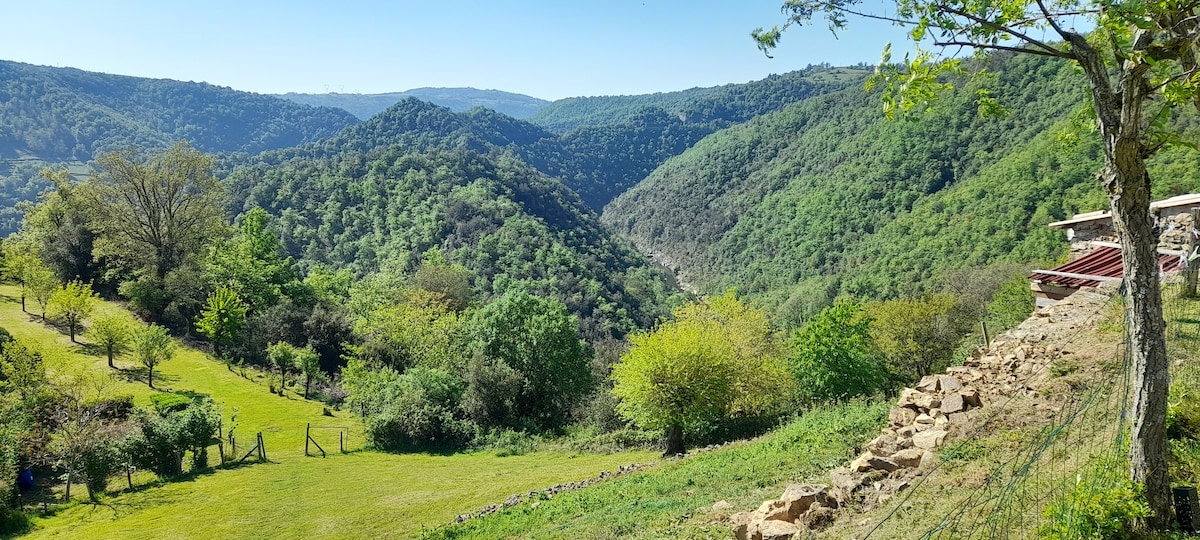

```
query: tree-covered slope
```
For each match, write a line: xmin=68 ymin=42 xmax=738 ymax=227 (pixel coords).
xmin=227 ymin=147 xmax=679 ymax=340
xmin=0 ymin=59 xmax=359 ymax=160
xmin=528 ymin=66 xmax=870 ymax=133
xmin=601 ymin=52 xmax=1200 ymax=315
xmin=276 ymin=87 xmax=550 ymax=120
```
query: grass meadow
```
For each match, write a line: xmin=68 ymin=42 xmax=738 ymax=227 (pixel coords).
xmin=1 ymin=285 xmax=657 ymax=539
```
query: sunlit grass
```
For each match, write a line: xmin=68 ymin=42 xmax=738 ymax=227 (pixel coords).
xmin=1 ymin=285 xmax=657 ymax=539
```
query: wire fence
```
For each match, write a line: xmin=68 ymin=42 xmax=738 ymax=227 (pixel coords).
xmin=855 ymin=280 xmax=1200 ymax=538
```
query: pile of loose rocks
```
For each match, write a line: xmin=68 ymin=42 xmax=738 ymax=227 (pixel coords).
xmin=728 ymin=290 xmax=1114 ymax=540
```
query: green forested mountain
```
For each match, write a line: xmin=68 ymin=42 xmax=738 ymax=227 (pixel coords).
xmin=276 ymin=87 xmax=551 ymax=120
xmin=528 ymin=66 xmax=870 ymax=133
xmin=0 ymin=59 xmax=359 ymax=160
xmin=601 ymin=52 xmax=1200 ymax=319
xmin=227 ymin=146 xmax=680 ymax=340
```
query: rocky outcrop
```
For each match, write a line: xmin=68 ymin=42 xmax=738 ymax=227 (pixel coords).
xmin=727 ymin=291 xmax=1113 ymax=539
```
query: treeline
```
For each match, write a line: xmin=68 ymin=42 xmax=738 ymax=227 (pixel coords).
xmin=602 ymin=51 xmax=1200 ymax=323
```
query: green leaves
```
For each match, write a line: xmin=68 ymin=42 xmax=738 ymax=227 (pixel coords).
xmin=195 ymin=287 xmax=247 ymax=356
xmin=610 ymin=292 xmax=787 ymax=444
xmin=789 ymin=302 xmax=888 ymax=403
xmin=49 ymin=280 xmax=98 ymax=341
xmin=134 ymin=324 xmax=175 ymax=388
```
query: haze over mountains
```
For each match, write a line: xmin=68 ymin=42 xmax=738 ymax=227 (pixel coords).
xmin=275 ymin=88 xmax=551 ymax=120
xmin=3 ymin=54 xmax=1199 ymax=326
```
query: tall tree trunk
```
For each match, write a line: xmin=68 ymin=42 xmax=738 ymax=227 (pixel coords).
xmin=20 ymin=294 xmax=26 ymax=312
xmin=1077 ymin=31 xmax=1172 ymax=525
xmin=1105 ymin=158 xmax=1172 ymax=528
xmin=148 ymin=366 xmax=155 ymax=389
xmin=107 ymin=345 xmax=114 ymax=369
xmin=664 ymin=423 xmax=685 ymax=456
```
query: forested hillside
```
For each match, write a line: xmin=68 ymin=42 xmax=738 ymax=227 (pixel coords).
xmin=0 ymin=60 xmax=358 ymax=160
xmin=528 ymin=66 xmax=870 ymax=133
xmin=277 ymin=87 xmax=550 ymax=120
xmin=602 ymin=52 xmax=1200 ymax=319
xmin=227 ymin=146 xmax=679 ymax=340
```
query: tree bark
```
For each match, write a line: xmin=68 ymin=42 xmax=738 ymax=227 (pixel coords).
xmin=107 ymin=346 xmax=114 ymax=369
xmin=148 ymin=366 xmax=155 ymax=389
xmin=664 ymin=423 xmax=685 ymax=456
xmin=1075 ymin=31 xmax=1172 ymax=525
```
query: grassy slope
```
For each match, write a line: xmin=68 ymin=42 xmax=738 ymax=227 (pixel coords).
xmin=422 ymin=401 xmax=889 ymax=539
xmin=2 ymin=285 xmax=655 ymax=539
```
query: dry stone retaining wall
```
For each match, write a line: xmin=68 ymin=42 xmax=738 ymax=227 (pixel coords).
xmin=728 ymin=290 xmax=1113 ymax=540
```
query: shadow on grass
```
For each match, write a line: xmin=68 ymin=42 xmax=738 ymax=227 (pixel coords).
xmin=113 ymin=366 xmax=180 ymax=388
xmin=75 ymin=342 xmax=108 ymax=358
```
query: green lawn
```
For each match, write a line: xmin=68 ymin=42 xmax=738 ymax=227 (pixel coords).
xmin=422 ymin=401 xmax=889 ymax=540
xmin=1 ymin=285 xmax=657 ymax=539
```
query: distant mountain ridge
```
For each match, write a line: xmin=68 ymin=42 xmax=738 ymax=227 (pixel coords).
xmin=276 ymin=88 xmax=550 ymax=120
xmin=0 ymin=59 xmax=359 ymax=161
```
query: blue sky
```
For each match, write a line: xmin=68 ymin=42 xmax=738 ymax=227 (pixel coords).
xmin=1 ymin=1 xmax=916 ymax=100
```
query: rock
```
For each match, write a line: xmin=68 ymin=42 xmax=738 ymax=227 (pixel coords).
xmin=920 ymin=449 xmax=938 ymax=469
xmin=851 ymin=452 xmax=900 ymax=473
xmin=850 ymin=453 xmax=874 ymax=473
xmin=938 ymin=375 xmax=962 ymax=392
xmin=730 ymin=511 xmax=754 ymax=540
xmin=946 ymin=366 xmax=983 ymax=382
xmin=713 ymin=500 xmax=734 ymax=512
xmin=779 ymin=484 xmax=828 ymax=517
xmin=865 ymin=433 xmax=895 ymax=453
xmin=940 ymin=393 xmax=966 ymax=414
xmin=829 ymin=467 xmax=858 ymax=492
xmin=913 ymin=392 xmax=941 ymax=410
xmin=888 ymin=406 xmax=917 ymax=426
xmin=961 ymin=389 xmax=983 ymax=407
xmin=914 ymin=413 xmax=935 ymax=425
xmin=912 ymin=429 xmax=948 ymax=449
xmin=758 ymin=519 xmax=803 ymax=540
xmin=889 ymin=448 xmax=925 ymax=468
xmin=756 ymin=499 xmax=792 ymax=522
xmin=802 ymin=505 xmax=838 ymax=529
xmin=916 ymin=374 xmax=941 ymax=392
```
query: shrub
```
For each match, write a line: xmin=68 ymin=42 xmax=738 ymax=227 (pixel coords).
xmin=360 ymin=366 xmax=475 ymax=451
xmin=788 ymin=302 xmax=889 ymax=404
xmin=0 ymin=507 xmax=30 ymax=535
xmin=149 ymin=393 xmax=191 ymax=414
xmin=127 ymin=398 xmax=220 ymax=478
xmin=1038 ymin=461 xmax=1151 ymax=539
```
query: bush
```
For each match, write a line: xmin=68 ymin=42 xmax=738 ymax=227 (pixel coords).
xmin=789 ymin=302 xmax=889 ymax=404
xmin=127 ymin=398 xmax=221 ymax=478
xmin=361 ymin=366 xmax=476 ymax=451
xmin=987 ymin=275 xmax=1036 ymax=330
xmin=1038 ymin=460 xmax=1151 ymax=540
xmin=0 ymin=506 xmax=30 ymax=535
xmin=149 ymin=393 xmax=191 ymax=415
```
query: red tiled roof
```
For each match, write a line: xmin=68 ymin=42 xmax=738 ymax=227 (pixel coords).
xmin=1029 ymin=246 xmax=1185 ymax=288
